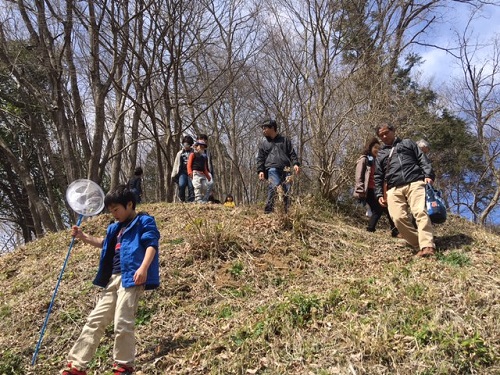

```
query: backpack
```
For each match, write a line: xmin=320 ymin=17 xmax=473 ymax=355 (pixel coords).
xmin=425 ymin=184 xmax=447 ymax=224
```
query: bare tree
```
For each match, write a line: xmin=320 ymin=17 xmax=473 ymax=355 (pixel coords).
xmin=448 ymin=28 xmax=500 ymax=224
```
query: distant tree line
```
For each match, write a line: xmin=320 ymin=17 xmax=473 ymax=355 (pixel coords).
xmin=0 ymin=0 xmax=498 ymax=250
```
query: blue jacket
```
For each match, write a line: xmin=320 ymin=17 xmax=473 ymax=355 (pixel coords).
xmin=93 ymin=213 xmax=160 ymax=290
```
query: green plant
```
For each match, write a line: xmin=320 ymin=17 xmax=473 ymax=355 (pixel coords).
xmin=220 ymin=285 xmax=254 ymax=298
xmin=88 ymin=342 xmax=112 ymax=369
xmin=230 ymin=321 xmax=265 ymax=347
xmin=0 ymin=304 xmax=11 ymax=319
xmin=0 ymin=350 xmax=24 ymax=375
xmin=324 ymin=289 xmax=343 ymax=312
xmin=59 ymin=307 xmax=83 ymax=323
xmin=457 ymin=332 xmax=496 ymax=369
xmin=272 ymin=276 xmax=285 ymax=287
xmin=229 ymin=261 xmax=244 ymax=277
xmin=405 ymin=283 xmax=426 ymax=300
xmin=135 ymin=301 xmax=155 ymax=326
xmin=287 ymin=293 xmax=321 ymax=327
xmin=438 ymin=251 xmax=471 ymax=267
xmin=169 ymin=238 xmax=185 ymax=245
xmin=218 ymin=305 xmax=233 ymax=319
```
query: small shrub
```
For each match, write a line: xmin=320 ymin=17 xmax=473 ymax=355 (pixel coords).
xmin=0 ymin=350 xmax=24 ymax=375
xmin=288 ymin=293 xmax=321 ymax=327
xmin=185 ymin=217 xmax=243 ymax=260
xmin=269 ymin=293 xmax=321 ymax=330
xmin=228 ymin=261 xmax=244 ymax=277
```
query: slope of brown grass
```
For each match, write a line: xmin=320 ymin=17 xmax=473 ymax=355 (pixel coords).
xmin=0 ymin=200 xmax=499 ymax=374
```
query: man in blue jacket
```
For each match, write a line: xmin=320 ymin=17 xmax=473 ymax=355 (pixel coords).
xmin=61 ymin=185 xmax=160 ymax=375
xmin=256 ymin=119 xmax=300 ymax=213
xmin=374 ymin=121 xmax=436 ymax=257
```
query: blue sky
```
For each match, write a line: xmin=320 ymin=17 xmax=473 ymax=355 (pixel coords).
xmin=414 ymin=3 xmax=500 ymax=87
xmin=410 ymin=2 xmax=500 ymax=226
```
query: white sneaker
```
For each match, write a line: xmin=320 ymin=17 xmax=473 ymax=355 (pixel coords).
xmin=365 ymin=207 xmax=372 ymax=217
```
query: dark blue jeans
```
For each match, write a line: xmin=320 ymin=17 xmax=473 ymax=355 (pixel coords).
xmin=265 ymin=168 xmax=291 ymax=213
xmin=178 ymin=173 xmax=194 ymax=202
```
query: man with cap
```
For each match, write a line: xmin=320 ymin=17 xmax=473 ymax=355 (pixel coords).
xmin=256 ymin=119 xmax=300 ymax=213
xmin=187 ymin=139 xmax=211 ymax=203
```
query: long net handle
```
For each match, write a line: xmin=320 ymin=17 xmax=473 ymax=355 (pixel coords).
xmin=31 ymin=214 xmax=83 ymax=366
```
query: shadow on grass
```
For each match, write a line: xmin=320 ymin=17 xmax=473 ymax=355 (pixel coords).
xmin=151 ymin=336 xmax=197 ymax=357
xmin=435 ymin=233 xmax=473 ymax=251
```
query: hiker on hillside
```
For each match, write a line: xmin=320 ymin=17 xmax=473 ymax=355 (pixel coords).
xmin=171 ymin=135 xmax=195 ymax=202
xmin=197 ymin=134 xmax=215 ymax=202
xmin=223 ymin=194 xmax=236 ymax=208
xmin=187 ymin=139 xmax=211 ymax=203
xmin=127 ymin=167 xmax=143 ymax=204
xmin=60 ymin=184 xmax=160 ymax=375
xmin=354 ymin=137 xmax=399 ymax=237
xmin=374 ymin=121 xmax=436 ymax=257
xmin=416 ymin=139 xmax=430 ymax=155
xmin=256 ymin=119 xmax=300 ymax=214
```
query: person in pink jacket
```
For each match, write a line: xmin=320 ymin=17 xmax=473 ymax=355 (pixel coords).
xmin=354 ymin=137 xmax=399 ymax=237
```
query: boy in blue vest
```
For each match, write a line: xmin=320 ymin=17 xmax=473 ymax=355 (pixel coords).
xmin=61 ymin=184 xmax=160 ymax=375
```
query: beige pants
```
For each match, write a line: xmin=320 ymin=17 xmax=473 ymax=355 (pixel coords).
xmin=387 ymin=180 xmax=435 ymax=250
xmin=67 ymin=275 xmax=144 ymax=370
xmin=192 ymin=171 xmax=208 ymax=203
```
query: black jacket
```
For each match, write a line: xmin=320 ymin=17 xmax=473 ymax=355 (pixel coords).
xmin=374 ymin=137 xmax=435 ymax=198
xmin=256 ymin=134 xmax=300 ymax=174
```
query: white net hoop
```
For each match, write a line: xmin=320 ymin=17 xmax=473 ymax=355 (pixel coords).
xmin=65 ymin=179 xmax=105 ymax=216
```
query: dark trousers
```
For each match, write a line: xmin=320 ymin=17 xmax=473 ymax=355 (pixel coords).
xmin=178 ymin=173 xmax=194 ymax=202
xmin=366 ymin=188 xmax=398 ymax=236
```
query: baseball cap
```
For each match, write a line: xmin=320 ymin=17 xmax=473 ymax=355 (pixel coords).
xmin=194 ymin=140 xmax=208 ymax=147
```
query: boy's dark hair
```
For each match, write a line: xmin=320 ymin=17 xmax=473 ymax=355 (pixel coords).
xmin=225 ymin=194 xmax=233 ymax=201
xmin=363 ymin=137 xmax=380 ymax=156
xmin=375 ymin=121 xmax=395 ymax=136
xmin=134 ymin=167 xmax=143 ymax=176
xmin=260 ymin=119 xmax=277 ymax=131
xmin=182 ymin=135 xmax=194 ymax=145
xmin=104 ymin=184 xmax=137 ymax=210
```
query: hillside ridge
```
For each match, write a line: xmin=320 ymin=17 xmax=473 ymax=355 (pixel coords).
xmin=0 ymin=201 xmax=499 ymax=375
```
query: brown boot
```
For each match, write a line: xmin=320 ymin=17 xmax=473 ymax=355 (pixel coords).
xmin=416 ymin=247 xmax=435 ymax=257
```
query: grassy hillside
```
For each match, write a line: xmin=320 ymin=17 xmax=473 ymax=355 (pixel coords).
xmin=0 ymin=200 xmax=499 ymax=375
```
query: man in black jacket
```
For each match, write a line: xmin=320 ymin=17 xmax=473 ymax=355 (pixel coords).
xmin=256 ymin=119 xmax=300 ymax=213
xmin=374 ymin=121 xmax=436 ymax=257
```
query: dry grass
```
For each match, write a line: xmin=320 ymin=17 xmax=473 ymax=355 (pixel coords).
xmin=0 ymin=200 xmax=499 ymax=375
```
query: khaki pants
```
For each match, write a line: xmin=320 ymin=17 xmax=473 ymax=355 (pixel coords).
xmin=67 ymin=275 xmax=144 ymax=370
xmin=192 ymin=171 xmax=208 ymax=203
xmin=387 ymin=181 xmax=435 ymax=250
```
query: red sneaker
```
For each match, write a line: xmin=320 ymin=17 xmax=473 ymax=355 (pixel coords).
xmin=61 ymin=363 xmax=87 ymax=375
xmin=113 ymin=363 xmax=134 ymax=375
